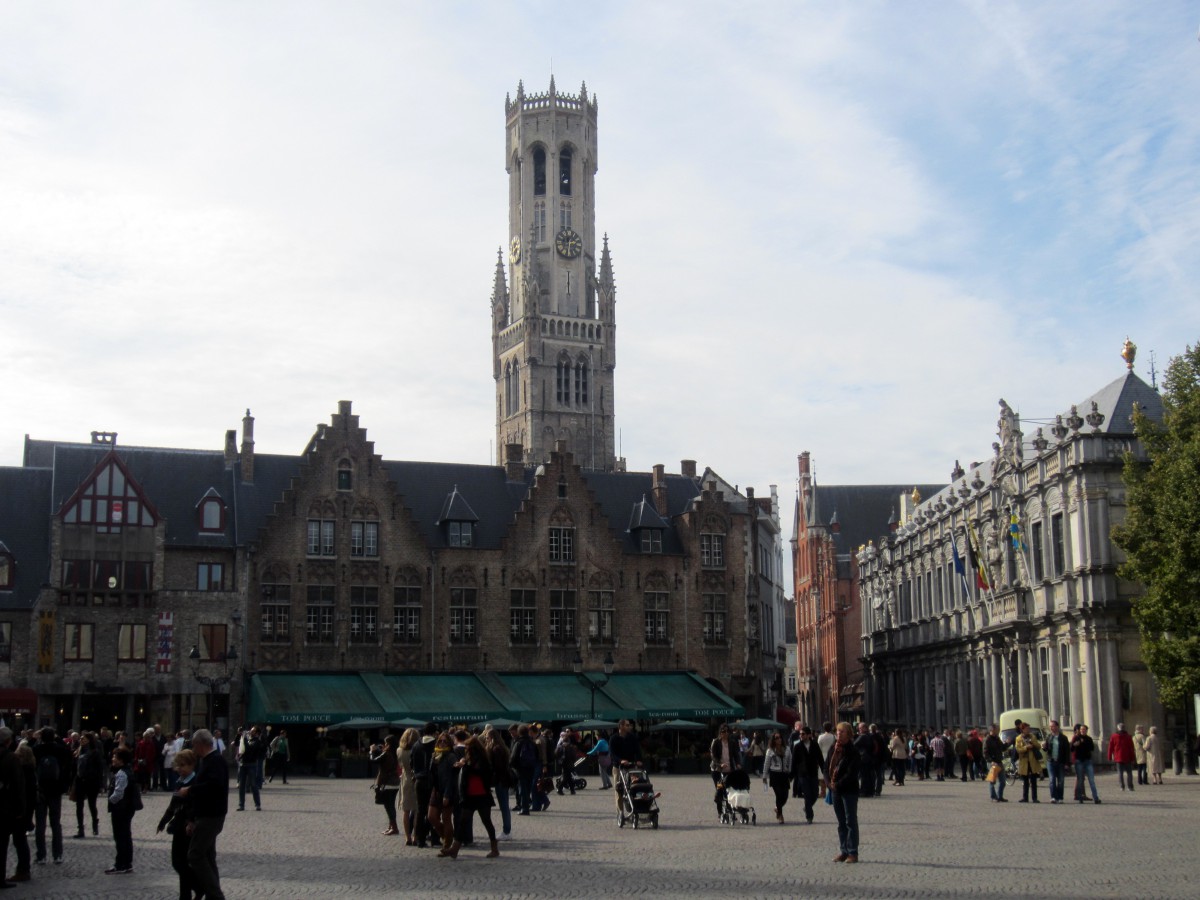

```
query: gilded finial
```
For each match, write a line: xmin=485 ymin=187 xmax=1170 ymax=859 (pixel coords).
xmin=911 ymin=487 xmax=922 ymax=505
xmin=1122 ymin=337 xmax=1137 ymax=371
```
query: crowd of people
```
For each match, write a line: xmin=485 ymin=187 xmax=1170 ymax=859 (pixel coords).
xmin=3 ymin=714 xmax=1191 ymax=888
xmin=0 ymin=722 xmax=252 ymax=897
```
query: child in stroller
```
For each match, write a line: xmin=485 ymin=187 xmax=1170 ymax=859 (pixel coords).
xmin=715 ymin=767 xmax=756 ymax=825
xmin=616 ymin=766 xmax=660 ymax=829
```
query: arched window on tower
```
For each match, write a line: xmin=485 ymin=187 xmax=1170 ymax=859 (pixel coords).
xmin=534 ymin=201 xmax=546 ymax=242
xmin=511 ymin=359 xmax=520 ymax=415
xmin=533 ymin=147 xmax=546 ymax=196
xmin=556 ymin=356 xmax=570 ymax=405
xmin=574 ymin=357 xmax=588 ymax=406
xmin=504 ymin=362 xmax=512 ymax=417
xmin=560 ymin=200 xmax=572 ymax=228
xmin=559 ymin=147 xmax=572 ymax=195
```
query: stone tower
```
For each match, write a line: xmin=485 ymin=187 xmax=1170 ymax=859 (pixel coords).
xmin=492 ymin=78 xmax=617 ymax=471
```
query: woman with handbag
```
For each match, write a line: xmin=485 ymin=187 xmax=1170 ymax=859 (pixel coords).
xmin=1014 ymin=721 xmax=1044 ymax=802
xmin=156 ymin=749 xmax=198 ymax=900
xmin=73 ymin=731 xmax=104 ymax=838
xmin=452 ymin=736 xmax=500 ymax=859
xmin=709 ymin=725 xmax=742 ymax=786
xmin=428 ymin=732 xmax=459 ymax=855
xmin=762 ymin=732 xmax=793 ymax=823
xmin=372 ymin=734 xmax=401 ymax=836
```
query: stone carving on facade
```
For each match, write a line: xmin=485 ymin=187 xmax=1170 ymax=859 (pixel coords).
xmin=984 ymin=524 xmax=1006 ymax=589
xmin=997 ymin=398 xmax=1024 ymax=471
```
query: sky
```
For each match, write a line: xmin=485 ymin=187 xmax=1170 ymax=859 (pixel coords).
xmin=3 ymin=1 xmax=1199 ymax=516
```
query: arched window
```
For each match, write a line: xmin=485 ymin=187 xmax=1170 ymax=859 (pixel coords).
xmin=533 ymin=147 xmax=546 ymax=196
xmin=511 ymin=359 xmax=520 ymax=414
xmin=0 ymin=544 xmax=14 ymax=590
xmin=556 ymin=357 xmax=570 ymax=405
xmin=574 ymin=358 xmax=588 ymax=405
xmin=534 ymin=200 xmax=546 ymax=241
xmin=560 ymin=200 xmax=572 ymax=228
xmin=197 ymin=491 xmax=225 ymax=533
xmin=559 ymin=147 xmax=572 ymax=195
xmin=337 ymin=460 xmax=352 ymax=492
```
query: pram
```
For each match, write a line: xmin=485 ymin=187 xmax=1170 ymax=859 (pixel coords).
xmin=616 ymin=765 xmax=660 ymax=829
xmin=715 ymin=768 xmax=756 ymax=825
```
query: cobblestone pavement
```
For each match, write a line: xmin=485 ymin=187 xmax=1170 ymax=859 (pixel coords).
xmin=12 ymin=770 xmax=1200 ymax=899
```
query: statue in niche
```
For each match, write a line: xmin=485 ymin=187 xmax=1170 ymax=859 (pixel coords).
xmin=985 ymin=525 xmax=1006 ymax=588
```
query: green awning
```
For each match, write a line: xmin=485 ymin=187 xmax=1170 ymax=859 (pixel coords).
xmin=248 ymin=674 xmax=384 ymax=725
xmin=246 ymin=670 xmax=743 ymax=725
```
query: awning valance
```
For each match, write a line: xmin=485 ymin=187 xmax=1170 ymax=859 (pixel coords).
xmin=246 ymin=671 xmax=743 ymax=725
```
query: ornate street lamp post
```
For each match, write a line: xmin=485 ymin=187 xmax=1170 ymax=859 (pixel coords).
xmin=189 ymin=644 xmax=238 ymax=731
xmin=572 ymin=651 xmax=615 ymax=720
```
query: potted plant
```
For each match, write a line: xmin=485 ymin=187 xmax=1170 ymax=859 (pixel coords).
xmin=341 ymin=751 xmax=370 ymax=778
xmin=316 ymin=746 xmax=342 ymax=778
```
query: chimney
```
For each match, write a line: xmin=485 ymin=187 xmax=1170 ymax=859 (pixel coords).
xmin=240 ymin=409 xmax=255 ymax=484
xmin=504 ymin=442 xmax=525 ymax=482
xmin=224 ymin=430 xmax=237 ymax=468
xmin=651 ymin=464 xmax=668 ymax=516
xmin=798 ymin=451 xmax=811 ymax=476
xmin=680 ymin=459 xmax=697 ymax=479
xmin=746 ymin=486 xmax=755 ymax=501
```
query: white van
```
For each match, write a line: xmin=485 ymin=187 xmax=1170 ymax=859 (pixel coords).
xmin=998 ymin=708 xmax=1049 ymax=746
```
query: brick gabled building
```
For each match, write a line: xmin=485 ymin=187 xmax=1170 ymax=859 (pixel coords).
xmin=2 ymin=404 xmax=776 ymax=737
xmin=791 ymin=450 xmax=942 ymax=725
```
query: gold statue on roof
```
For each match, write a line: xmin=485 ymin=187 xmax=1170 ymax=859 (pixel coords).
xmin=1122 ymin=337 xmax=1137 ymax=371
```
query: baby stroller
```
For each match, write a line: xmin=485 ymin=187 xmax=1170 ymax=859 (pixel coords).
xmin=716 ymin=768 xmax=756 ymax=825
xmin=616 ymin=765 xmax=660 ymax=830
xmin=555 ymin=756 xmax=588 ymax=794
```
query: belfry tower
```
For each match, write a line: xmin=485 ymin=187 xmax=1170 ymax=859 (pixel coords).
xmin=492 ymin=78 xmax=617 ymax=471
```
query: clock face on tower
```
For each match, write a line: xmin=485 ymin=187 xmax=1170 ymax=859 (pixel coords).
xmin=554 ymin=227 xmax=582 ymax=259
xmin=509 ymin=235 xmax=521 ymax=266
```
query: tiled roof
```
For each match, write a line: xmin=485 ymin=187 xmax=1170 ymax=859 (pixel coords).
xmin=0 ymin=466 xmax=53 ymax=609
xmin=810 ymin=484 xmax=945 ymax=557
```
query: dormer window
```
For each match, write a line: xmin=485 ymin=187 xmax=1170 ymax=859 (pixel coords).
xmin=438 ymin=485 xmax=479 ymax=550
xmin=640 ymin=529 xmax=663 ymax=554
xmin=337 ymin=460 xmax=353 ymax=492
xmin=448 ymin=522 xmax=473 ymax=547
xmin=0 ymin=543 xmax=14 ymax=590
xmin=197 ymin=489 xmax=225 ymax=533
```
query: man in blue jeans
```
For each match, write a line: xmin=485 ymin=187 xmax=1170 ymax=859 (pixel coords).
xmin=1070 ymin=723 xmax=1101 ymax=804
xmin=1044 ymin=720 xmax=1071 ymax=803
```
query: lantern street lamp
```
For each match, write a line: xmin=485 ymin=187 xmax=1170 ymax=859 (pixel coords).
xmin=572 ymin=650 xmax=615 ymax=720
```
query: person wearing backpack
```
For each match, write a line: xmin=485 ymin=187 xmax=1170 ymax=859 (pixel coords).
xmin=106 ymin=745 xmax=142 ymax=874
xmin=33 ymin=727 xmax=73 ymax=866
xmin=508 ymin=724 xmax=538 ymax=816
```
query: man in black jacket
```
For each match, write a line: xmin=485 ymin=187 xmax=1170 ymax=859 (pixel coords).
xmin=1 ymin=726 xmax=27 ymax=888
xmin=790 ymin=726 xmax=824 ymax=823
xmin=235 ymin=727 xmax=265 ymax=812
xmin=33 ymin=727 xmax=73 ymax=865
xmin=853 ymin=724 xmax=876 ymax=797
xmin=180 ymin=729 xmax=227 ymax=900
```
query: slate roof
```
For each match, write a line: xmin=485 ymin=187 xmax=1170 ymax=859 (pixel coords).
xmin=627 ymin=495 xmax=669 ymax=531
xmin=580 ymin=471 xmax=703 ymax=554
xmin=0 ymin=466 xmax=53 ymax=610
xmin=807 ymin=484 xmax=946 ymax=558
xmin=381 ymin=460 xmax=533 ymax=550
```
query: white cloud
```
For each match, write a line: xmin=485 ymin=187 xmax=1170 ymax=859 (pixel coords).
xmin=1 ymin=0 xmax=1197 ymax=533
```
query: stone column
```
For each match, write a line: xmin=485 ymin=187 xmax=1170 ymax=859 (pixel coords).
xmin=1017 ymin=644 xmax=1031 ymax=707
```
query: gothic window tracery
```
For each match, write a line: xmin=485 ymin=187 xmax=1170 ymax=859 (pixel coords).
xmin=559 ymin=147 xmax=572 ymax=195
xmin=533 ymin=147 xmax=546 ymax=196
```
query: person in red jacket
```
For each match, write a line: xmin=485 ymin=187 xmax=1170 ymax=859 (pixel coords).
xmin=1108 ymin=723 xmax=1136 ymax=792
